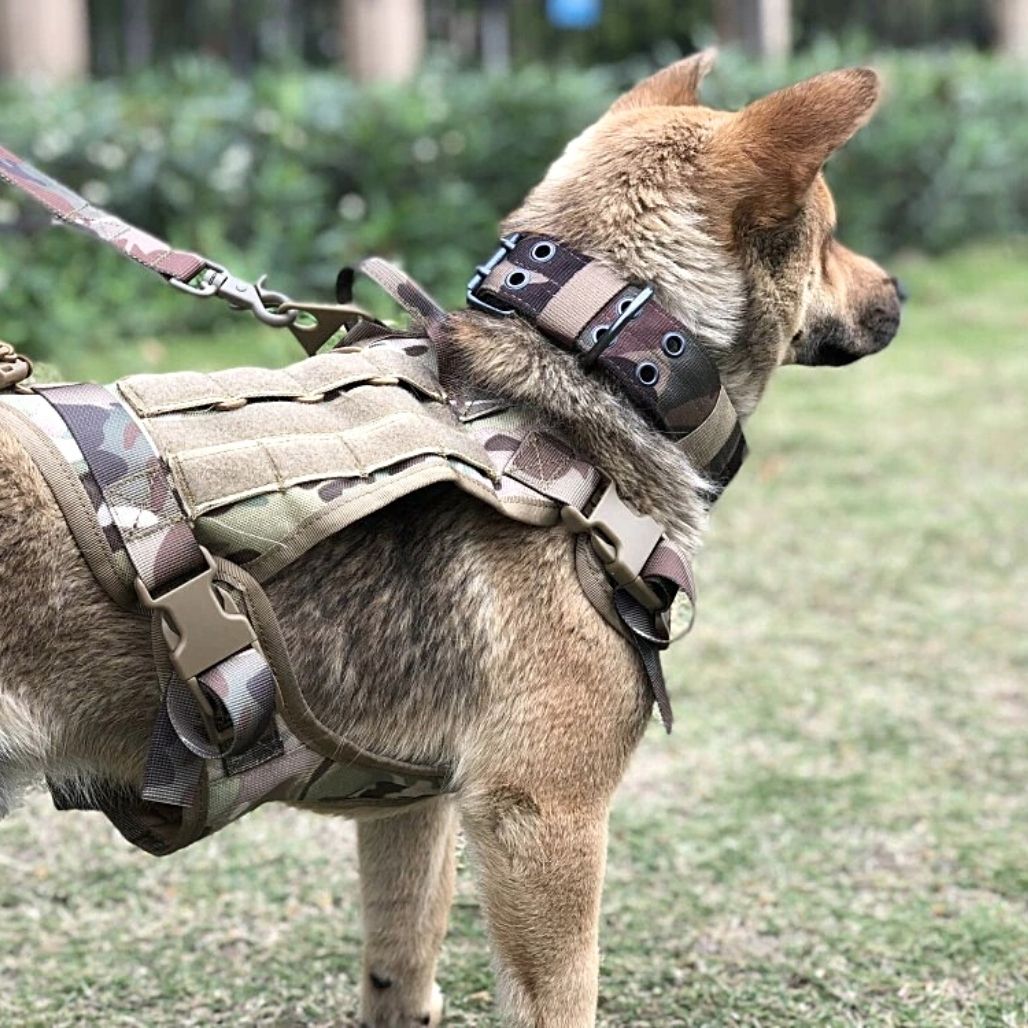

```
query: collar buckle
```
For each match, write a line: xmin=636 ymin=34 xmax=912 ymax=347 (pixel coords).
xmin=466 ymin=233 xmax=521 ymax=316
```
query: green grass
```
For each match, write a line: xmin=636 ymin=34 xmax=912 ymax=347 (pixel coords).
xmin=2 ymin=242 xmax=1027 ymax=1027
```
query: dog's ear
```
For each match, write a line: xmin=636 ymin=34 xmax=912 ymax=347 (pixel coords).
xmin=718 ymin=68 xmax=880 ymax=226
xmin=610 ymin=49 xmax=717 ymax=113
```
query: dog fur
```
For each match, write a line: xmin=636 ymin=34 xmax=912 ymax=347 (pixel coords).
xmin=0 ymin=53 xmax=901 ymax=1026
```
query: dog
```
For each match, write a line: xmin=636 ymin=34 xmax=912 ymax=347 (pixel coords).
xmin=0 ymin=52 xmax=901 ymax=1026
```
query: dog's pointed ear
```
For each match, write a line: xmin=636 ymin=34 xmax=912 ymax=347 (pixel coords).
xmin=720 ymin=68 xmax=880 ymax=225
xmin=610 ymin=49 xmax=717 ymax=113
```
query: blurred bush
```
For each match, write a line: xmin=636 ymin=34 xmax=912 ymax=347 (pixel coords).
xmin=0 ymin=47 xmax=1025 ymax=358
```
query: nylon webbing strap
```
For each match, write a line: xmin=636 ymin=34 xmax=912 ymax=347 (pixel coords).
xmin=37 ymin=384 xmax=206 ymax=592
xmin=502 ymin=428 xmax=695 ymax=731
xmin=360 ymin=257 xmax=447 ymax=325
xmin=0 ymin=142 xmax=328 ymax=343
xmin=37 ymin=384 xmax=277 ymax=814
xmin=0 ymin=144 xmax=207 ymax=284
xmin=468 ymin=234 xmax=747 ymax=494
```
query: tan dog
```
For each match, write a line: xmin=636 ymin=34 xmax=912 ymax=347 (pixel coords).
xmin=0 ymin=53 xmax=901 ymax=1027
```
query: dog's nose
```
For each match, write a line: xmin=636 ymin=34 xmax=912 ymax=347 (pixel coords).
xmin=889 ymin=276 xmax=909 ymax=303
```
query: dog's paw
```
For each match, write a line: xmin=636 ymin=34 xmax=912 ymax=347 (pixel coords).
xmin=358 ymin=981 xmax=444 ymax=1027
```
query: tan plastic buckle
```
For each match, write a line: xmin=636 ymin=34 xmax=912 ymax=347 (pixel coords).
xmin=135 ymin=547 xmax=256 ymax=747
xmin=561 ymin=482 xmax=665 ymax=612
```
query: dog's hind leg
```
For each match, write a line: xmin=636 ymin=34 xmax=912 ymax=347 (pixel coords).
xmin=460 ymin=790 xmax=610 ymax=1027
xmin=357 ymin=796 xmax=457 ymax=1027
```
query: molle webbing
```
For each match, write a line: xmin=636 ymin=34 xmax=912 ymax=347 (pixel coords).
xmin=468 ymin=234 xmax=747 ymax=493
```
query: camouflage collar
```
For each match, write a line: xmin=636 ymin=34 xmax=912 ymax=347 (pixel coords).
xmin=467 ymin=233 xmax=747 ymax=495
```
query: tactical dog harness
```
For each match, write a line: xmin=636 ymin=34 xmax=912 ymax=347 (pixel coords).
xmin=0 ymin=146 xmax=745 ymax=856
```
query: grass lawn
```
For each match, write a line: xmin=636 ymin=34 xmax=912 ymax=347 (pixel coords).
xmin=2 ymin=242 xmax=1026 ymax=1027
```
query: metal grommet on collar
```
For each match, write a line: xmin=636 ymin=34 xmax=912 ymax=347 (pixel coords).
xmin=530 ymin=241 xmax=556 ymax=263
xmin=636 ymin=361 xmax=660 ymax=387
xmin=661 ymin=331 xmax=686 ymax=358
xmin=504 ymin=269 xmax=529 ymax=290
xmin=592 ymin=324 xmax=610 ymax=344
xmin=617 ymin=295 xmax=635 ymax=316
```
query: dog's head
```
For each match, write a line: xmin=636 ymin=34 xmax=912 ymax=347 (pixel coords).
xmin=506 ymin=51 xmax=902 ymax=417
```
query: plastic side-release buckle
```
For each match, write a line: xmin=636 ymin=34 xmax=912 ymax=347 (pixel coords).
xmin=135 ymin=546 xmax=257 ymax=750
xmin=561 ymin=481 xmax=665 ymax=613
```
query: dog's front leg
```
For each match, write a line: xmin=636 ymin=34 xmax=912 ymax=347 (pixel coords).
xmin=461 ymin=791 xmax=610 ymax=1027
xmin=357 ymin=796 xmax=457 ymax=1027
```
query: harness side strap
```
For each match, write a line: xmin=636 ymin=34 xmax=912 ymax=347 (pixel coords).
xmin=36 ymin=383 xmax=279 ymax=809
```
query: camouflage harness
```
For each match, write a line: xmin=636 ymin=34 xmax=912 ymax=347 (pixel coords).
xmin=0 ymin=145 xmax=744 ymax=857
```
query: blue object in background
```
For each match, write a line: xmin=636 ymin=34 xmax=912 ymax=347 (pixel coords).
xmin=547 ymin=0 xmax=602 ymax=30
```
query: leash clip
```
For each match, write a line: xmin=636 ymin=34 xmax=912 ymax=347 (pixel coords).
xmin=279 ymin=301 xmax=379 ymax=356
xmin=171 ymin=264 xmax=299 ymax=328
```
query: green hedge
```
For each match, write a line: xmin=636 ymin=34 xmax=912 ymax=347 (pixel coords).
xmin=0 ymin=47 xmax=1025 ymax=358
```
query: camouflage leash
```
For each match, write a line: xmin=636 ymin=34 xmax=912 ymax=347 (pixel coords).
xmin=0 ymin=143 xmax=371 ymax=355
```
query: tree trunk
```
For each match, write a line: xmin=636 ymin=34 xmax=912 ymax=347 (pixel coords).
xmin=339 ymin=0 xmax=426 ymax=83
xmin=995 ymin=0 xmax=1028 ymax=58
xmin=0 ymin=0 xmax=90 ymax=83
xmin=716 ymin=0 xmax=792 ymax=59
xmin=481 ymin=0 xmax=511 ymax=73
xmin=123 ymin=0 xmax=153 ymax=73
